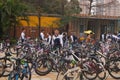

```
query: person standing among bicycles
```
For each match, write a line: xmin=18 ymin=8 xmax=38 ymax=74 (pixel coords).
xmin=52 ymin=29 xmax=63 ymax=49
xmin=85 ymin=32 xmax=95 ymax=44
xmin=40 ymin=29 xmax=45 ymax=41
xmin=20 ymin=28 xmax=26 ymax=43
xmin=62 ymin=32 xmax=68 ymax=47
xmin=70 ymin=33 xmax=77 ymax=43
xmin=46 ymin=32 xmax=52 ymax=45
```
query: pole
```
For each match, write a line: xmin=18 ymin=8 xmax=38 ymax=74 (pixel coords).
xmin=118 ymin=19 xmax=120 ymax=32
xmin=38 ymin=13 xmax=41 ymax=38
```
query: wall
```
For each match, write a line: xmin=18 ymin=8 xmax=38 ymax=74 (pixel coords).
xmin=11 ymin=16 xmax=60 ymax=38
xmin=68 ymin=18 xmax=117 ymax=40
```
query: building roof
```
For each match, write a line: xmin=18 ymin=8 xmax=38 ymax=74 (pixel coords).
xmin=75 ymin=14 xmax=120 ymax=20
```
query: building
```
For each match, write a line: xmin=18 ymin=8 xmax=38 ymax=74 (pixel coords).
xmin=68 ymin=0 xmax=120 ymax=40
xmin=79 ymin=0 xmax=120 ymax=16
xmin=69 ymin=0 xmax=120 ymax=39
xmin=96 ymin=0 xmax=120 ymax=16
xmin=69 ymin=15 xmax=119 ymax=39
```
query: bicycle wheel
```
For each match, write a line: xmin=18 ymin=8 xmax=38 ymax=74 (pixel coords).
xmin=0 ymin=60 xmax=4 ymax=77
xmin=82 ymin=58 xmax=98 ymax=80
xmin=35 ymin=58 xmax=53 ymax=76
xmin=10 ymin=46 xmax=17 ymax=54
xmin=2 ymin=58 xmax=13 ymax=77
xmin=97 ymin=65 xmax=106 ymax=80
xmin=107 ymin=59 xmax=120 ymax=79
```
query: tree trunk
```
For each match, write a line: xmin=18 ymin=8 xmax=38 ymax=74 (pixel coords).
xmin=89 ymin=0 xmax=93 ymax=15
xmin=13 ymin=24 xmax=16 ymax=38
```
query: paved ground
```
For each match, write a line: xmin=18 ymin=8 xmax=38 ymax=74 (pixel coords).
xmin=0 ymin=71 xmax=119 ymax=80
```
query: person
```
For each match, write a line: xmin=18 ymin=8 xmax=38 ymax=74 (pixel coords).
xmin=101 ymin=33 xmax=106 ymax=42
xmin=118 ymin=31 xmax=120 ymax=38
xmin=20 ymin=28 xmax=26 ymax=43
xmin=46 ymin=32 xmax=52 ymax=45
xmin=40 ymin=29 xmax=45 ymax=40
xmin=70 ymin=33 xmax=77 ymax=43
xmin=62 ymin=32 xmax=69 ymax=47
xmin=52 ymin=29 xmax=63 ymax=49
xmin=106 ymin=32 xmax=112 ymax=40
xmin=85 ymin=32 xmax=95 ymax=44
xmin=111 ymin=33 xmax=118 ymax=42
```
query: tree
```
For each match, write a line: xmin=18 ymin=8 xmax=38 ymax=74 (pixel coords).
xmin=22 ymin=0 xmax=81 ymax=23
xmin=38 ymin=0 xmax=82 ymax=27
xmin=0 ymin=0 xmax=30 ymax=38
xmin=59 ymin=0 xmax=82 ymax=28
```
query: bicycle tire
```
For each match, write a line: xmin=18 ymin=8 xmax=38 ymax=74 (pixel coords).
xmin=107 ymin=59 xmax=120 ymax=79
xmin=82 ymin=57 xmax=98 ymax=80
xmin=0 ymin=60 xmax=4 ymax=77
xmin=10 ymin=46 xmax=17 ymax=54
xmin=97 ymin=68 xmax=106 ymax=80
xmin=2 ymin=58 xmax=13 ymax=77
xmin=35 ymin=57 xmax=53 ymax=76
xmin=0 ymin=57 xmax=14 ymax=77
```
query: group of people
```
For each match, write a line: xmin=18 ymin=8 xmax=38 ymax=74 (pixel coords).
xmin=39 ymin=29 xmax=78 ymax=48
xmin=101 ymin=32 xmax=120 ymax=42
xmin=20 ymin=28 xmax=78 ymax=48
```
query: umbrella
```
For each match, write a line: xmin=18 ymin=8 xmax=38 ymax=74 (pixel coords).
xmin=84 ymin=30 xmax=94 ymax=34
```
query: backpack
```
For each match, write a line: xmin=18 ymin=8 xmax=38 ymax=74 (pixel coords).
xmin=54 ymin=38 xmax=60 ymax=45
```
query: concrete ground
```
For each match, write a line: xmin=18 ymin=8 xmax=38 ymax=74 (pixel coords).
xmin=0 ymin=71 xmax=119 ymax=80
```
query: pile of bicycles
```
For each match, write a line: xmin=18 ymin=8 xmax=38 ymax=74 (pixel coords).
xmin=0 ymin=38 xmax=120 ymax=80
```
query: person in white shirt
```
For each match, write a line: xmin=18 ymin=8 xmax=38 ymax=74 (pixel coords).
xmin=70 ymin=35 xmax=74 ymax=43
xmin=47 ymin=33 xmax=52 ymax=45
xmin=101 ymin=33 xmax=106 ymax=42
xmin=40 ymin=29 xmax=45 ymax=40
xmin=20 ymin=28 xmax=26 ymax=43
xmin=52 ymin=29 xmax=63 ymax=48
xmin=112 ymin=33 xmax=119 ymax=42
xmin=70 ymin=33 xmax=77 ymax=43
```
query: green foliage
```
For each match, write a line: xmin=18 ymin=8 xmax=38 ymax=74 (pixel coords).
xmin=59 ymin=16 xmax=76 ymax=27
xmin=0 ymin=0 xmax=31 ymax=35
xmin=65 ymin=0 xmax=82 ymax=16
xmin=38 ymin=0 xmax=81 ymax=15
xmin=39 ymin=0 xmax=81 ymax=27
xmin=10 ymin=38 xmax=17 ymax=44
xmin=21 ymin=0 xmax=82 ymax=27
xmin=59 ymin=0 xmax=82 ymax=27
